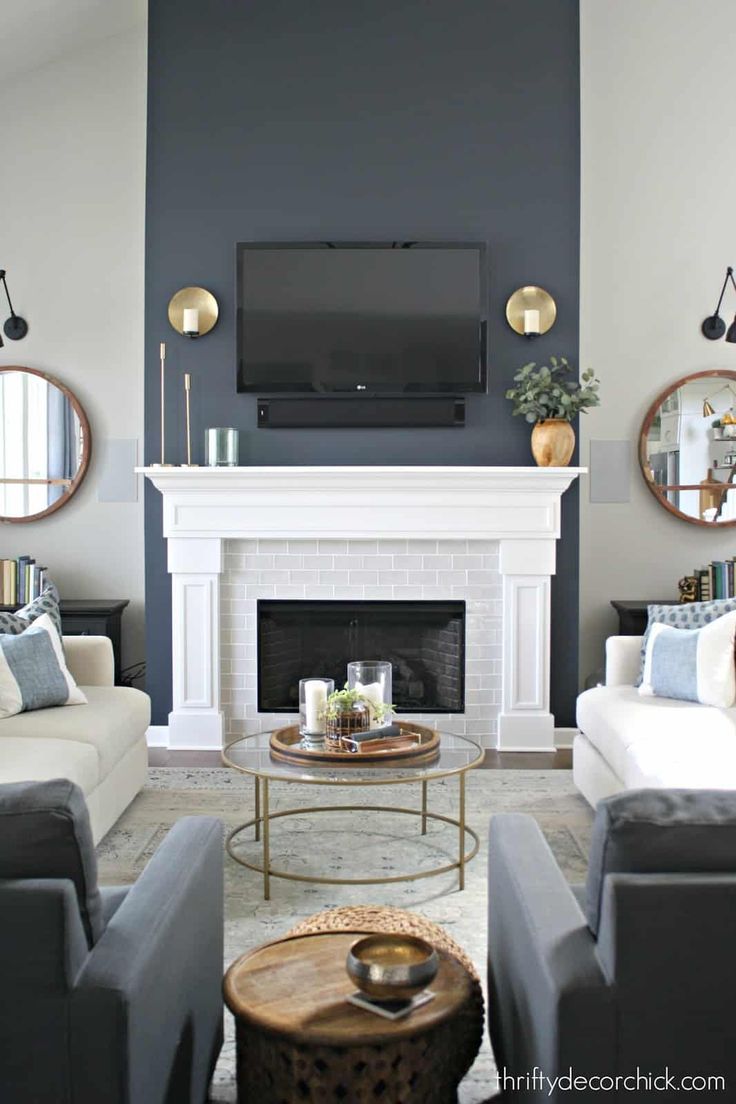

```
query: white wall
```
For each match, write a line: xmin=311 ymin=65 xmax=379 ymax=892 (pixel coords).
xmin=579 ymin=0 xmax=736 ymax=680
xmin=0 ymin=25 xmax=147 ymax=672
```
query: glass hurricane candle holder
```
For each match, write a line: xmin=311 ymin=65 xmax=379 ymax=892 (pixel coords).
xmin=299 ymin=678 xmax=334 ymax=749
xmin=347 ymin=660 xmax=393 ymax=728
xmin=205 ymin=427 xmax=239 ymax=466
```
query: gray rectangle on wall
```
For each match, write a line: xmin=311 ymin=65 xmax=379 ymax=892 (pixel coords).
xmin=589 ymin=440 xmax=630 ymax=503
xmin=97 ymin=439 xmax=138 ymax=502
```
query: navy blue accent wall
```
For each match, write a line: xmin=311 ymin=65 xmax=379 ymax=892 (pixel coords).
xmin=145 ymin=0 xmax=580 ymax=726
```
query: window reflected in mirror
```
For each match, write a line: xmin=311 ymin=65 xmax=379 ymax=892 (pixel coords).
xmin=0 ymin=367 xmax=90 ymax=523
xmin=640 ymin=371 xmax=736 ymax=526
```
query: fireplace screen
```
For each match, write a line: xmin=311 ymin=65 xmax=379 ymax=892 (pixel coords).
xmin=257 ymin=600 xmax=465 ymax=714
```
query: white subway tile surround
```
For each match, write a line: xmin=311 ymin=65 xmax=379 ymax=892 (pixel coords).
xmin=220 ymin=539 xmax=502 ymax=745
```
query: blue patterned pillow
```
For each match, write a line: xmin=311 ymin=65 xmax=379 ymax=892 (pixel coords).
xmin=637 ymin=599 xmax=736 ymax=686
xmin=0 ymin=581 xmax=62 ymax=641
xmin=0 ymin=613 xmax=86 ymax=718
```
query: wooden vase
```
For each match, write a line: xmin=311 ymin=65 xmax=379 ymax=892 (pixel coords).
xmin=531 ymin=419 xmax=575 ymax=467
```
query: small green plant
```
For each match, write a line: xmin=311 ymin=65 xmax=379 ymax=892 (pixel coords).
xmin=325 ymin=684 xmax=393 ymax=723
xmin=505 ymin=356 xmax=600 ymax=424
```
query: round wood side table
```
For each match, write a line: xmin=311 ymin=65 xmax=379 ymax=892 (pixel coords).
xmin=224 ymin=931 xmax=478 ymax=1103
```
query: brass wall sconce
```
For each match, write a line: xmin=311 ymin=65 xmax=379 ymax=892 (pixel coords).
xmin=702 ymin=267 xmax=736 ymax=342
xmin=0 ymin=269 xmax=28 ymax=346
xmin=505 ymin=286 xmax=557 ymax=339
xmin=167 ymin=286 xmax=219 ymax=338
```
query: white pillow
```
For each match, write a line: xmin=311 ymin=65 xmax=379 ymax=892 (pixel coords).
xmin=0 ymin=613 xmax=87 ymax=719
xmin=639 ymin=610 xmax=736 ymax=708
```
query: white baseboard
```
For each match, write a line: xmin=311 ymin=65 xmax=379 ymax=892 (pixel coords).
xmin=554 ymin=727 xmax=579 ymax=750
xmin=146 ymin=725 xmax=171 ymax=748
xmin=146 ymin=721 xmax=223 ymax=752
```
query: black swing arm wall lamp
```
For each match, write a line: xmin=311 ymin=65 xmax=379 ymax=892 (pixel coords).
xmin=0 ymin=269 xmax=28 ymax=347
xmin=702 ymin=266 xmax=736 ymax=342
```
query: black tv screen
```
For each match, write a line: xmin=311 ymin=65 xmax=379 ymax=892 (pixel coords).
xmin=236 ymin=243 xmax=487 ymax=394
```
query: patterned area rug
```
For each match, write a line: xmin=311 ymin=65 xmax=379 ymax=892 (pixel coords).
xmin=97 ymin=767 xmax=593 ymax=1103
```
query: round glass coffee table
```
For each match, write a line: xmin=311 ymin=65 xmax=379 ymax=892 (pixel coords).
xmin=222 ymin=730 xmax=483 ymax=900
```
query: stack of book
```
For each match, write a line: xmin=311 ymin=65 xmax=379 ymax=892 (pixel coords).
xmin=0 ymin=558 xmax=50 ymax=607
xmin=693 ymin=559 xmax=736 ymax=601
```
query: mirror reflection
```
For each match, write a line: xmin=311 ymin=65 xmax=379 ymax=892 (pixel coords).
xmin=641 ymin=371 xmax=736 ymax=526
xmin=0 ymin=368 xmax=90 ymax=522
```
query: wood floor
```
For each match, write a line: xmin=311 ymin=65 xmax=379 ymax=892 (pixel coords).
xmin=149 ymin=747 xmax=572 ymax=769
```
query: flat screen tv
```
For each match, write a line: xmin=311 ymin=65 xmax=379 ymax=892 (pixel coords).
xmin=236 ymin=242 xmax=487 ymax=394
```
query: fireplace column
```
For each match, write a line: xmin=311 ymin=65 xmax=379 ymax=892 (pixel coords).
xmin=498 ymin=538 xmax=555 ymax=752
xmin=167 ymin=537 xmax=224 ymax=749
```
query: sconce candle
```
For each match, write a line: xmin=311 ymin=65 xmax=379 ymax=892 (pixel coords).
xmin=506 ymin=286 xmax=557 ymax=338
xmin=523 ymin=309 xmax=540 ymax=337
xmin=182 ymin=308 xmax=200 ymax=337
xmin=168 ymin=286 xmax=219 ymax=337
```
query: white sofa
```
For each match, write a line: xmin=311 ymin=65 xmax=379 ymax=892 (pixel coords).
xmin=575 ymin=634 xmax=736 ymax=806
xmin=0 ymin=636 xmax=149 ymax=842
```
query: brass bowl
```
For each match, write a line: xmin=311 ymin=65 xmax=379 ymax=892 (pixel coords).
xmin=346 ymin=934 xmax=439 ymax=1000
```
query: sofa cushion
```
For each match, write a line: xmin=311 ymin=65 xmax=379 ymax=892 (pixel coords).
xmin=0 ymin=685 xmax=150 ymax=776
xmin=0 ymin=736 xmax=99 ymax=793
xmin=576 ymin=685 xmax=736 ymax=790
xmin=585 ymin=789 xmax=736 ymax=935
xmin=0 ymin=778 xmax=102 ymax=946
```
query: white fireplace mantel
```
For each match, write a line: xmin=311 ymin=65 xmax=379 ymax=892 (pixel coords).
xmin=139 ymin=466 xmax=585 ymax=751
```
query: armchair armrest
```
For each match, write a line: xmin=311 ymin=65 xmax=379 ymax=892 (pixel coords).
xmin=63 ymin=636 xmax=114 ymax=687
xmin=605 ymin=635 xmax=643 ymax=686
xmin=488 ymin=815 xmax=614 ymax=1097
xmin=70 ymin=817 xmax=223 ymax=1104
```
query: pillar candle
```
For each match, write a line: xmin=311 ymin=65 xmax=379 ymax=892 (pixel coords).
xmin=356 ymin=680 xmax=383 ymax=723
xmin=304 ymin=680 xmax=328 ymax=733
xmin=523 ymin=308 xmax=540 ymax=335
xmin=183 ymin=308 xmax=200 ymax=335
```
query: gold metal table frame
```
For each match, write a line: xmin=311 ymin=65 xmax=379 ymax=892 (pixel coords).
xmin=222 ymin=732 xmax=483 ymax=901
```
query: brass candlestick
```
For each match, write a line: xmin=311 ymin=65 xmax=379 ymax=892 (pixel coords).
xmin=182 ymin=372 xmax=199 ymax=467
xmin=151 ymin=342 xmax=173 ymax=467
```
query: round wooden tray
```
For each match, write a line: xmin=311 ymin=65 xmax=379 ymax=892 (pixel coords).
xmin=269 ymin=722 xmax=440 ymax=767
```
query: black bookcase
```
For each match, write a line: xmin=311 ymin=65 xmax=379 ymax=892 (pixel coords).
xmin=0 ymin=599 xmax=129 ymax=684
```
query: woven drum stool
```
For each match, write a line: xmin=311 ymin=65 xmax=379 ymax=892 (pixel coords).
xmin=224 ymin=905 xmax=484 ymax=1104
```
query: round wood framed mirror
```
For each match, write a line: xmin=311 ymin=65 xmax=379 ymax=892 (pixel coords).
xmin=0 ymin=366 xmax=91 ymax=523
xmin=639 ymin=369 xmax=736 ymax=527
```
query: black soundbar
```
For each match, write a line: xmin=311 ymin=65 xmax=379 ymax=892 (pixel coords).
xmin=257 ymin=395 xmax=465 ymax=429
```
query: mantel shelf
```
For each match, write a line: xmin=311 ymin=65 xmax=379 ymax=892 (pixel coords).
xmin=137 ymin=465 xmax=587 ymax=543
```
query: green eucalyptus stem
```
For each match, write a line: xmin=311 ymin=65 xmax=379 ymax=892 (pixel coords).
xmin=505 ymin=355 xmax=601 ymax=424
xmin=324 ymin=683 xmax=394 ymax=722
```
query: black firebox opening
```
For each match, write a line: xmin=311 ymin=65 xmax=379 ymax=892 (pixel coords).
xmin=257 ymin=600 xmax=465 ymax=714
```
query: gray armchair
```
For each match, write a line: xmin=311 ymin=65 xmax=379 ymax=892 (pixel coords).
xmin=488 ymin=790 xmax=736 ymax=1101
xmin=0 ymin=778 xmax=223 ymax=1104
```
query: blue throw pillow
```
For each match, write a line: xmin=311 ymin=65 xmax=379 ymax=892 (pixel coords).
xmin=636 ymin=598 xmax=736 ymax=686
xmin=0 ymin=614 xmax=86 ymax=718
xmin=639 ymin=610 xmax=736 ymax=707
